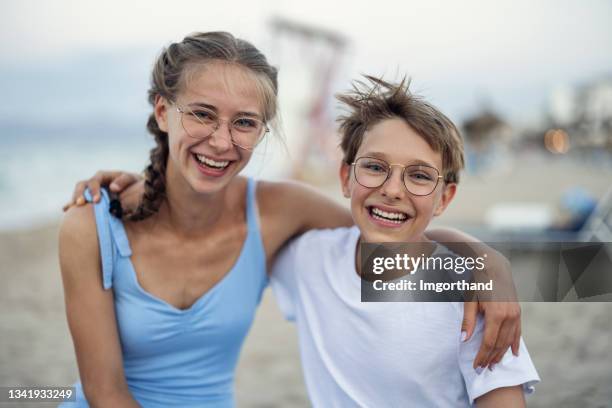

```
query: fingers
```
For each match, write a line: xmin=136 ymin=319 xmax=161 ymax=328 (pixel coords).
xmin=88 ymin=171 xmax=106 ymax=203
xmin=110 ymin=173 xmax=139 ymax=193
xmin=62 ymin=181 xmax=89 ymax=212
xmin=511 ymin=315 xmax=521 ymax=357
xmin=62 ymin=170 xmax=132 ymax=212
xmin=473 ymin=311 xmax=502 ymax=369
xmin=461 ymin=301 xmax=478 ymax=342
xmin=118 ymin=179 xmax=146 ymax=213
xmin=485 ymin=317 xmax=515 ymax=369
xmin=474 ymin=302 xmax=522 ymax=371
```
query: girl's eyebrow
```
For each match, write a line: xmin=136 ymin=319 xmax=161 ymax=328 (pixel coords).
xmin=186 ymin=102 xmax=261 ymax=118
xmin=187 ymin=102 xmax=217 ymax=111
xmin=363 ymin=151 xmax=438 ymax=168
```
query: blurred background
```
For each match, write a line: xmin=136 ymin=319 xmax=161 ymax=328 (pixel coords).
xmin=1 ymin=0 xmax=611 ymax=406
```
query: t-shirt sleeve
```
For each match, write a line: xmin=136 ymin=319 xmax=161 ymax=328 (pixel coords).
xmin=457 ymin=312 xmax=540 ymax=404
xmin=270 ymin=237 xmax=302 ymax=321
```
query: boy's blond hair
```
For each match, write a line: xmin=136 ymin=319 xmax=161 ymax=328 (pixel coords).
xmin=337 ymin=76 xmax=465 ymax=183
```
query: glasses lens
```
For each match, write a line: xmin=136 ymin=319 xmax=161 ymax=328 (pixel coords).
xmin=181 ymin=107 xmax=218 ymax=139
xmin=180 ymin=105 xmax=266 ymax=150
xmin=404 ymin=165 xmax=440 ymax=196
xmin=230 ymin=117 xmax=266 ymax=149
xmin=354 ymin=157 xmax=389 ymax=188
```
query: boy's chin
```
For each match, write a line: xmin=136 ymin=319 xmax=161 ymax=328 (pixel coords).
xmin=360 ymin=228 xmax=421 ymax=244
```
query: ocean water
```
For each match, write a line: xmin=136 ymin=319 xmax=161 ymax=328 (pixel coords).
xmin=0 ymin=124 xmax=152 ymax=230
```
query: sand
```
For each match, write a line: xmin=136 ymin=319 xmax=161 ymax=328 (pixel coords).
xmin=1 ymin=218 xmax=611 ymax=407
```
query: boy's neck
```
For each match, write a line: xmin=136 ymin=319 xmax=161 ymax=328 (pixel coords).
xmin=354 ymin=233 xmax=437 ymax=280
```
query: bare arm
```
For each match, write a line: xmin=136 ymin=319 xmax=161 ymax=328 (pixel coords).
xmin=59 ymin=206 xmax=140 ymax=408
xmin=260 ymin=179 xmax=352 ymax=233
xmin=426 ymin=227 xmax=521 ymax=370
xmin=256 ymin=180 xmax=353 ymax=270
xmin=62 ymin=170 xmax=352 ymax=234
xmin=476 ymin=385 xmax=525 ymax=408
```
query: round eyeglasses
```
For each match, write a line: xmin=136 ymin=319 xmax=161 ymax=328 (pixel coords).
xmin=351 ymin=156 xmax=443 ymax=196
xmin=175 ymin=103 xmax=269 ymax=151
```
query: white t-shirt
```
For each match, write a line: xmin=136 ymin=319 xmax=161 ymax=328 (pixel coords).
xmin=271 ymin=226 xmax=539 ymax=408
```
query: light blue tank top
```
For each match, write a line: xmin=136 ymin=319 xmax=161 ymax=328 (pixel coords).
xmin=62 ymin=178 xmax=268 ymax=407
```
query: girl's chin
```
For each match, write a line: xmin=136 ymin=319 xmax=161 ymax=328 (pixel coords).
xmin=185 ymin=166 xmax=245 ymax=193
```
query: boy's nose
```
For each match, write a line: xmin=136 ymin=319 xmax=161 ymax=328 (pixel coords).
xmin=380 ymin=169 xmax=406 ymax=200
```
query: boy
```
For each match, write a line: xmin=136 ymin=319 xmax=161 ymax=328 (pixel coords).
xmin=271 ymin=76 xmax=539 ymax=407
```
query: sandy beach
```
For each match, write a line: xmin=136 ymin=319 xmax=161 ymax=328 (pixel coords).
xmin=1 ymin=222 xmax=611 ymax=407
xmin=2 ymin=153 xmax=612 ymax=408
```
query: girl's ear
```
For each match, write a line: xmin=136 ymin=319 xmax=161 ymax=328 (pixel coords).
xmin=154 ymin=95 xmax=169 ymax=132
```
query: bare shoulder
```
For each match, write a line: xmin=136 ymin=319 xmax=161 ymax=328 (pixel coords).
xmin=59 ymin=204 xmax=100 ymax=282
xmin=60 ymin=204 xmax=97 ymax=249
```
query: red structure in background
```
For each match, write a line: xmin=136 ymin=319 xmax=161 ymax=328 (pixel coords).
xmin=270 ymin=17 xmax=348 ymax=184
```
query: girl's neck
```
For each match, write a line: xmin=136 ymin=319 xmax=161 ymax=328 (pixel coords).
xmin=155 ymin=165 xmax=234 ymax=238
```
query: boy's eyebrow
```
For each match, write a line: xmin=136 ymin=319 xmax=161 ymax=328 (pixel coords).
xmin=186 ymin=102 xmax=262 ymax=118
xmin=363 ymin=151 xmax=438 ymax=168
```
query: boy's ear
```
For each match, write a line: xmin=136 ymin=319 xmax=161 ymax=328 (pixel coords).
xmin=154 ymin=95 xmax=169 ymax=132
xmin=339 ymin=162 xmax=351 ymax=198
xmin=433 ymin=183 xmax=457 ymax=216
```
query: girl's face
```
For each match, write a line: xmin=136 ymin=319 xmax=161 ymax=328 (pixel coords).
xmin=155 ymin=61 xmax=267 ymax=194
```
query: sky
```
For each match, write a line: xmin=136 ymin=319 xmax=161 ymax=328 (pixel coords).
xmin=0 ymin=0 xmax=611 ymax=229
xmin=1 ymin=0 xmax=611 ymax=125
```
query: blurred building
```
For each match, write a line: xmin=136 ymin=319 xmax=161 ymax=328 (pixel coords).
xmin=461 ymin=110 xmax=513 ymax=173
xmin=462 ymin=111 xmax=513 ymax=148
xmin=548 ymin=77 xmax=612 ymax=152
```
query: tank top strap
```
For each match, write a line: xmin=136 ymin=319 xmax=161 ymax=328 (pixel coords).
xmin=83 ymin=188 xmax=132 ymax=290
xmin=245 ymin=178 xmax=262 ymax=234
xmin=244 ymin=178 xmax=268 ymax=291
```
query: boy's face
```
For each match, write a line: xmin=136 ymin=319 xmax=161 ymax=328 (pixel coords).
xmin=340 ymin=117 xmax=457 ymax=243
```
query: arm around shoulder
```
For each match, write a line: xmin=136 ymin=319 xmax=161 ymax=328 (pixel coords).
xmin=258 ymin=180 xmax=352 ymax=237
xmin=59 ymin=206 xmax=140 ymax=407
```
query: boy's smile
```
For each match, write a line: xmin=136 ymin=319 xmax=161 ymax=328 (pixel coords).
xmin=340 ymin=118 xmax=456 ymax=243
xmin=366 ymin=203 xmax=412 ymax=227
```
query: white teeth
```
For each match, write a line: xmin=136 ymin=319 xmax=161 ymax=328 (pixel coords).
xmin=371 ymin=207 xmax=407 ymax=221
xmin=195 ymin=154 xmax=229 ymax=169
